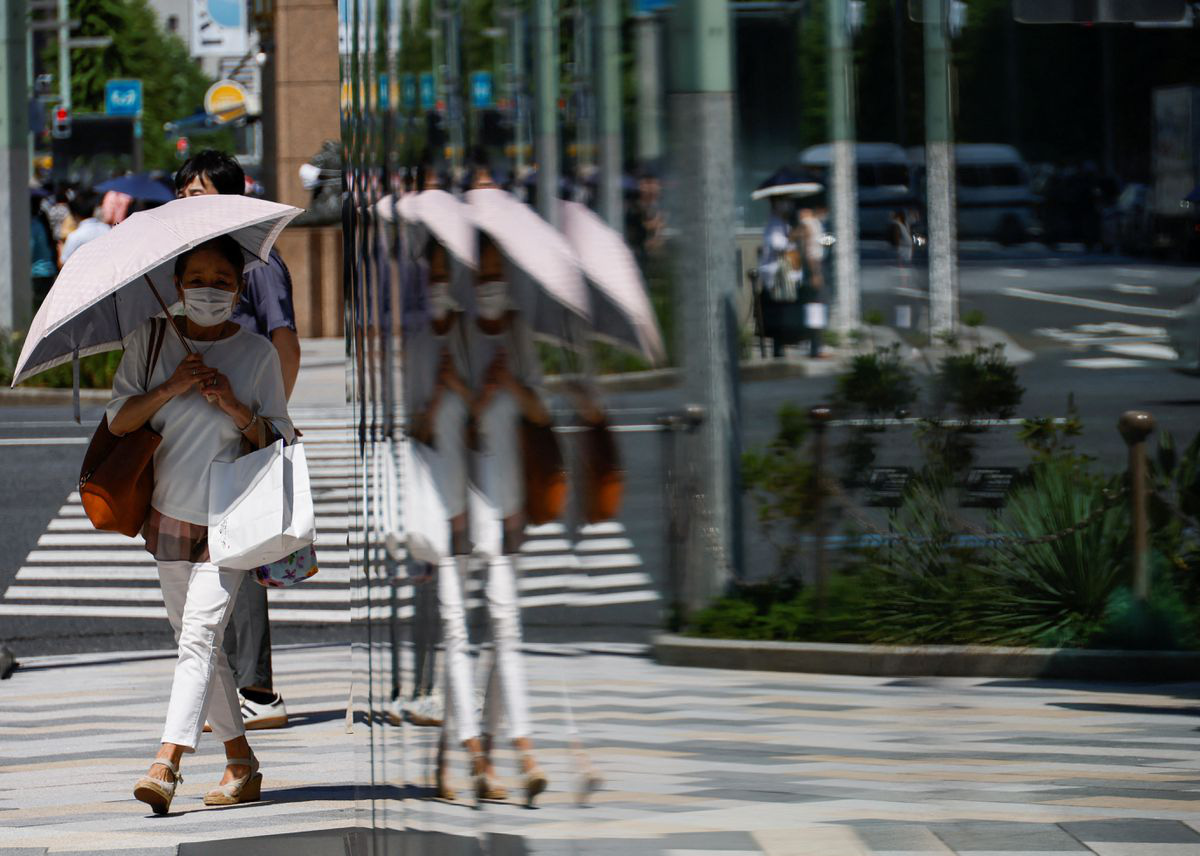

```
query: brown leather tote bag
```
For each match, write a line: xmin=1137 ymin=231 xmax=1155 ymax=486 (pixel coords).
xmin=79 ymin=319 xmax=168 ymax=537
xmin=580 ymin=418 xmax=624 ymax=524
xmin=520 ymin=418 xmax=567 ymax=526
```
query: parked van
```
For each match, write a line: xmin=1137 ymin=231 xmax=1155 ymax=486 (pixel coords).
xmin=908 ymin=144 xmax=1037 ymax=245
xmin=798 ymin=143 xmax=917 ymax=239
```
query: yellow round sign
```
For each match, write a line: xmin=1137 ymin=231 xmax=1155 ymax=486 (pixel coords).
xmin=204 ymin=79 xmax=249 ymax=124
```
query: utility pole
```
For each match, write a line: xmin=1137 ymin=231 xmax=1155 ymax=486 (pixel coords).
xmin=534 ymin=0 xmax=559 ymax=226
xmin=443 ymin=0 xmax=464 ymax=175
xmin=667 ymin=0 xmax=739 ymax=614
xmin=595 ymin=0 xmax=622 ymax=229
xmin=828 ymin=0 xmax=860 ymax=336
xmin=57 ymin=0 xmax=69 ymax=112
xmin=1 ymin=0 xmax=31 ymax=331
xmin=572 ymin=1 xmax=594 ymax=175
xmin=507 ymin=1 xmax=528 ymax=180
xmin=633 ymin=12 xmax=663 ymax=164
xmin=923 ymin=0 xmax=957 ymax=335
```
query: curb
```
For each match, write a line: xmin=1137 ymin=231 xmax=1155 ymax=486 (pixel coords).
xmin=652 ymin=633 xmax=1200 ymax=682
xmin=0 ymin=386 xmax=110 ymax=404
xmin=547 ymin=358 xmax=849 ymax=394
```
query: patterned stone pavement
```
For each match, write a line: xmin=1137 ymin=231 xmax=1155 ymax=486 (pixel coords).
xmin=5 ymin=643 xmax=1200 ymax=854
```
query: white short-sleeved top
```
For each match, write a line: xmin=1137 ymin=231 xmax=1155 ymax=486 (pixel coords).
xmin=106 ymin=319 xmax=295 ymax=525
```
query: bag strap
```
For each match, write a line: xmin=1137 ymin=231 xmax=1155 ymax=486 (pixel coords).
xmin=144 ymin=317 xmax=167 ymax=390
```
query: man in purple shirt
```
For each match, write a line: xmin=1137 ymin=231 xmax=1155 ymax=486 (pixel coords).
xmin=175 ymin=150 xmax=299 ymax=729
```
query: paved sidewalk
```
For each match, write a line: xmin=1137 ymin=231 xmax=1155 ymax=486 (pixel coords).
xmin=5 ymin=644 xmax=1200 ymax=854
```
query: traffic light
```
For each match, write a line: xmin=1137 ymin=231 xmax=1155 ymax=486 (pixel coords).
xmin=51 ymin=108 xmax=70 ymax=140
xmin=176 ymin=137 xmax=190 ymax=160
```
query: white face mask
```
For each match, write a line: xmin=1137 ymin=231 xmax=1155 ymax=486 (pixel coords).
xmin=476 ymin=282 xmax=509 ymax=321
xmin=429 ymin=281 xmax=459 ymax=321
xmin=183 ymin=287 xmax=236 ymax=327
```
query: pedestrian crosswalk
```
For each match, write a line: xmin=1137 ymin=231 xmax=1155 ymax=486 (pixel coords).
xmin=0 ymin=406 xmax=660 ymax=625
xmin=1035 ymin=321 xmax=1180 ymax=369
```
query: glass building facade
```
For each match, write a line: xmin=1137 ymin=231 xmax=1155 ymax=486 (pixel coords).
xmin=336 ymin=0 xmax=1200 ymax=849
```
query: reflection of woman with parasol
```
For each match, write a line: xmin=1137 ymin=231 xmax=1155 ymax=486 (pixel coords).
xmin=110 ymin=236 xmax=295 ymax=813
xmin=435 ymin=233 xmax=550 ymax=806
xmin=9 ymin=194 xmax=302 ymax=816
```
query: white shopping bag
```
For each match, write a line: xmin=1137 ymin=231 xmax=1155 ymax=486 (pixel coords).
xmin=804 ymin=301 xmax=828 ymax=330
xmin=401 ymin=440 xmax=452 ymax=564
xmin=208 ymin=440 xmax=316 ymax=570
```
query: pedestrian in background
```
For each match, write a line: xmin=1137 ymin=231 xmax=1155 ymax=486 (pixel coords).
xmin=60 ymin=190 xmax=109 ymax=265
xmin=113 ymin=237 xmax=294 ymax=813
xmin=175 ymin=150 xmax=301 ymax=730
xmin=29 ymin=194 xmax=57 ymax=311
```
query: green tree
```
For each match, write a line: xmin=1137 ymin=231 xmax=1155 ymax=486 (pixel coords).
xmin=53 ymin=0 xmax=216 ymax=170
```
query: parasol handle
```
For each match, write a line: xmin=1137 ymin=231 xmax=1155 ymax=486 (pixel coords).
xmin=143 ymin=274 xmax=195 ymax=355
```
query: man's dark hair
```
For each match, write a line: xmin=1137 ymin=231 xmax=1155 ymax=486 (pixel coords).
xmin=67 ymin=188 xmax=97 ymax=220
xmin=174 ymin=149 xmax=245 ymax=195
xmin=174 ymin=235 xmax=245 ymax=281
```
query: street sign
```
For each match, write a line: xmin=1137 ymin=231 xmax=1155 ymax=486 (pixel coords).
xmin=104 ymin=79 xmax=143 ymax=116
xmin=402 ymin=74 xmax=416 ymax=109
xmin=470 ymin=71 xmax=493 ymax=109
xmin=378 ymin=73 xmax=390 ymax=109
xmin=634 ymin=0 xmax=673 ymax=12
xmin=204 ymin=79 xmax=249 ymax=124
xmin=419 ymin=73 xmax=436 ymax=111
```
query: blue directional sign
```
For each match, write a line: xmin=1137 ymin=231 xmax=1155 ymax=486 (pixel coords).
xmin=470 ymin=71 xmax=493 ymax=109
xmin=105 ymin=79 xmax=143 ymax=116
xmin=402 ymin=74 xmax=416 ymax=109
xmin=419 ymin=73 xmax=436 ymax=110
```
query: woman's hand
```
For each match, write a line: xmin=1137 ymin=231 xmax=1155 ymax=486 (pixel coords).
xmin=200 ymin=368 xmax=238 ymax=413
xmin=162 ymin=354 xmax=216 ymax=398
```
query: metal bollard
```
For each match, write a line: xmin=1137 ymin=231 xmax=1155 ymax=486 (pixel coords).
xmin=809 ymin=405 xmax=833 ymax=607
xmin=1118 ymin=410 xmax=1155 ymax=601
xmin=658 ymin=405 xmax=706 ymax=632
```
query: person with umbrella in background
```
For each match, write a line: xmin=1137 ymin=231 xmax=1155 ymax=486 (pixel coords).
xmin=175 ymin=150 xmax=301 ymax=732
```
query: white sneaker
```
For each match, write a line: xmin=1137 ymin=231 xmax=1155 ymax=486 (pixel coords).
xmin=401 ymin=692 xmax=444 ymax=727
xmin=240 ymin=692 xmax=288 ymax=730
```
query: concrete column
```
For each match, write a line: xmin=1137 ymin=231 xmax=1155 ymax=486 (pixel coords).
xmin=596 ymin=0 xmax=622 ymax=229
xmin=1 ymin=0 xmax=31 ymax=331
xmin=534 ymin=0 xmax=559 ymax=226
xmin=923 ymin=0 xmax=957 ymax=336
xmin=827 ymin=0 xmax=860 ymax=336
xmin=667 ymin=0 xmax=740 ymax=612
xmin=634 ymin=14 xmax=663 ymax=164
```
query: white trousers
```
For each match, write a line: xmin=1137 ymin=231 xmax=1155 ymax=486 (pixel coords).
xmin=475 ymin=391 xmax=523 ymax=523
xmin=157 ymin=561 xmax=246 ymax=751
xmin=437 ymin=554 xmax=531 ymax=745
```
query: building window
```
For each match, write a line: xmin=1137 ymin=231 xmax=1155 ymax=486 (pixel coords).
xmin=167 ymin=15 xmax=179 ymax=32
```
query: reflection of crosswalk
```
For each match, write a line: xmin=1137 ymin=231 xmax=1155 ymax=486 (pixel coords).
xmin=1035 ymin=321 xmax=1179 ymax=369
xmin=0 ymin=407 xmax=657 ymax=625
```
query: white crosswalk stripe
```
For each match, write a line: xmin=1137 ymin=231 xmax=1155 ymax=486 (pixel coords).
xmin=2 ymin=405 xmax=659 ymax=624
xmin=1036 ymin=320 xmax=1180 ymax=369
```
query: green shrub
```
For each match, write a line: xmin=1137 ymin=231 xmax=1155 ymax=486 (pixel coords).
xmin=741 ymin=404 xmax=820 ymax=576
xmin=0 ymin=329 xmax=121 ymax=389
xmin=836 ymin=344 xmax=919 ymax=419
xmin=689 ymin=575 xmax=873 ymax=644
